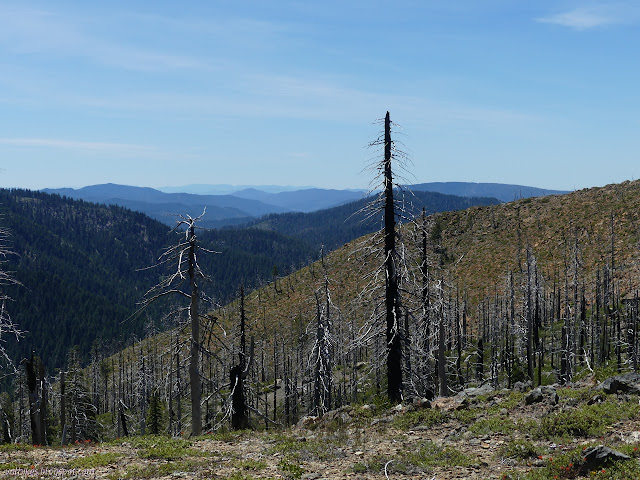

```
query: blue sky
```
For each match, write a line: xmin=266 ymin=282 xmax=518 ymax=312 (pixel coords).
xmin=0 ymin=1 xmax=638 ymax=191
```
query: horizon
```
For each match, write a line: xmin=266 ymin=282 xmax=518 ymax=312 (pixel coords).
xmin=36 ymin=180 xmax=572 ymax=196
xmin=1 ymin=2 xmax=638 ymax=192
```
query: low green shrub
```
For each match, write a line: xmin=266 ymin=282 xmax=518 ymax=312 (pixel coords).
xmin=496 ymin=438 xmax=539 ymax=460
xmin=393 ymin=408 xmax=447 ymax=430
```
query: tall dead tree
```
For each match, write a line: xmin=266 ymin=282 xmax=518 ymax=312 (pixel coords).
xmin=137 ymin=211 xmax=213 ymax=436
xmin=231 ymin=285 xmax=254 ymax=430
xmin=0 ymin=225 xmax=22 ymax=376
xmin=360 ymin=112 xmax=407 ymax=402
xmin=311 ymin=248 xmax=335 ymax=416
xmin=382 ymin=112 xmax=403 ymax=402
xmin=23 ymin=354 xmax=47 ymax=445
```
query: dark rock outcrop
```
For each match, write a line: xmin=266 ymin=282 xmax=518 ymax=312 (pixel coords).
xmin=582 ymin=445 xmax=630 ymax=470
xmin=597 ymin=373 xmax=640 ymax=395
xmin=524 ymin=386 xmax=558 ymax=406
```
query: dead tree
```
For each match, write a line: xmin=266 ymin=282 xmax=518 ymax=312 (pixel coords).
xmin=137 ymin=210 xmax=214 ymax=436
xmin=356 ymin=111 xmax=412 ymax=403
xmin=0 ymin=225 xmax=22 ymax=376
xmin=23 ymin=354 xmax=47 ymax=445
xmin=230 ymin=285 xmax=255 ymax=430
xmin=310 ymin=248 xmax=335 ymax=416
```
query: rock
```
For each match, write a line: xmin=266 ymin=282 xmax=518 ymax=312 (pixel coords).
xmin=524 ymin=389 xmax=543 ymax=405
xmin=587 ymin=394 xmax=605 ymax=405
xmin=524 ymin=386 xmax=558 ymax=405
xmin=513 ymin=381 xmax=532 ymax=392
xmin=371 ymin=415 xmax=393 ymax=425
xmin=454 ymin=384 xmax=494 ymax=401
xmin=297 ymin=416 xmax=319 ymax=428
xmin=540 ymin=386 xmax=559 ymax=405
xmin=582 ymin=445 xmax=630 ymax=470
xmin=597 ymin=372 xmax=640 ymax=395
xmin=302 ymin=473 xmax=322 ymax=480
xmin=412 ymin=397 xmax=431 ymax=409
xmin=432 ymin=397 xmax=463 ymax=411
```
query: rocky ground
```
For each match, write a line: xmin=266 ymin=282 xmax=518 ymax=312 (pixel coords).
xmin=3 ymin=374 xmax=640 ymax=479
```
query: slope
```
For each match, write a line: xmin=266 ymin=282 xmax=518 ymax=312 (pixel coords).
xmin=248 ymin=189 xmax=501 ymax=252
xmin=0 ymin=189 xmax=313 ymax=371
xmin=210 ymin=179 xmax=640 ymax=349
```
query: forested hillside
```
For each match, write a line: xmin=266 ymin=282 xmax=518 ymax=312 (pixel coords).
xmin=0 ymin=186 xmax=503 ymax=372
xmin=0 ymin=189 xmax=314 ymax=371
xmin=249 ymin=189 xmax=501 ymax=251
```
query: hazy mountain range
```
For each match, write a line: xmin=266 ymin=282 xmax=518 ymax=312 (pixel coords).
xmin=43 ymin=182 xmax=567 ymax=229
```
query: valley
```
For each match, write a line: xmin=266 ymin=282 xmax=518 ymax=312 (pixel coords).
xmin=2 ymin=179 xmax=640 ymax=479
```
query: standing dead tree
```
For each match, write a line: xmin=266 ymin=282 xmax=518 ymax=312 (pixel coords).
xmin=309 ymin=247 xmax=336 ymax=416
xmin=23 ymin=354 xmax=47 ymax=445
xmin=0 ymin=225 xmax=22 ymax=376
xmin=230 ymin=285 xmax=255 ymax=430
xmin=136 ymin=211 xmax=214 ymax=436
xmin=354 ymin=111 xmax=413 ymax=403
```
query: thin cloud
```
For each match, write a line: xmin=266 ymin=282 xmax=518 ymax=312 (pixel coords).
xmin=536 ymin=4 xmax=638 ymax=30
xmin=0 ymin=138 xmax=157 ymax=156
xmin=0 ymin=5 xmax=212 ymax=72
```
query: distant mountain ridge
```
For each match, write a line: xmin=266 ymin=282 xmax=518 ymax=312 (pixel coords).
xmin=41 ymin=182 xmax=569 ymax=230
xmin=43 ymin=184 xmax=368 ymax=226
xmin=231 ymin=187 xmax=364 ymax=213
xmin=410 ymin=182 xmax=569 ymax=203
xmin=158 ymin=184 xmax=314 ymax=195
xmin=43 ymin=184 xmax=291 ymax=229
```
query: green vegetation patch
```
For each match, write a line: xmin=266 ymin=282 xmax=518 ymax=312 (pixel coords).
xmin=393 ymin=408 xmax=448 ymax=430
xmin=501 ymin=445 xmax=639 ymax=479
xmin=277 ymin=459 xmax=305 ymax=479
xmin=533 ymin=399 xmax=639 ymax=439
xmin=496 ymin=438 xmax=540 ymax=461
xmin=0 ymin=444 xmax=34 ymax=453
xmin=452 ymin=407 xmax=481 ymax=424
xmin=236 ymin=459 xmax=268 ymax=471
xmin=67 ymin=452 xmax=123 ymax=469
xmin=470 ymin=415 xmax=516 ymax=435
xmin=108 ymin=434 xmax=204 ymax=460
xmin=117 ymin=459 xmax=209 ymax=480
xmin=353 ymin=440 xmax=475 ymax=475
xmin=405 ymin=440 xmax=475 ymax=469
xmin=265 ymin=433 xmax=341 ymax=462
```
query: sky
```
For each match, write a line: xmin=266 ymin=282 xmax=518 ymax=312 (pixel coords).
xmin=0 ymin=1 xmax=638 ymax=192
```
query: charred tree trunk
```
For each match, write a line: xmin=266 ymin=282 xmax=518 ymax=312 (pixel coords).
xmin=231 ymin=286 xmax=250 ymax=430
xmin=24 ymin=355 xmax=46 ymax=446
xmin=188 ymin=223 xmax=202 ymax=436
xmin=383 ymin=111 xmax=403 ymax=403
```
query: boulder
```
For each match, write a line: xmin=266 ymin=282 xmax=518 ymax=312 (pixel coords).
xmin=432 ymin=396 xmax=467 ymax=411
xmin=454 ymin=384 xmax=494 ymax=402
xmin=597 ymin=372 xmax=640 ymax=395
xmin=524 ymin=386 xmax=558 ymax=406
xmin=411 ymin=397 xmax=432 ymax=409
xmin=587 ymin=394 xmax=605 ymax=405
xmin=513 ymin=381 xmax=532 ymax=392
xmin=582 ymin=445 xmax=630 ymax=470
